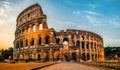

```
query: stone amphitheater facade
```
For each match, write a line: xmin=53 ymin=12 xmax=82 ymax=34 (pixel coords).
xmin=13 ymin=3 xmax=104 ymax=61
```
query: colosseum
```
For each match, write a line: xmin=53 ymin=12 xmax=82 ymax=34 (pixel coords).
xmin=13 ymin=3 xmax=104 ymax=62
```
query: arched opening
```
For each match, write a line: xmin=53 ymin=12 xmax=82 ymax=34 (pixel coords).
xmin=86 ymin=41 xmax=89 ymax=49
xmin=76 ymin=40 xmax=80 ymax=47
xmin=72 ymin=52 xmax=77 ymax=61
xmin=91 ymin=42 xmax=93 ymax=49
xmin=39 ymin=23 xmax=43 ymax=30
xmin=64 ymin=53 xmax=70 ymax=61
xmin=16 ymin=42 xmax=19 ymax=49
xmin=92 ymin=54 xmax=94 ymax=61
xmin=30 ymin=38 xmax=34 ymax=46
xmin=45 ymin=36 xmax=50 ymax=44
xmin=20 ymin=40 xmax=23 ymax=48
xmin=94 ymin=43 xmax=96 ymax=49
xmin=63 ymin=38 xmax=69 ymax=45
xmin=33 ymin=25 xmax=36 ymax=31
xmin=38 ymin=37 xmax=41 ymax=45
xmin=56 ymin=38 xmax=60 ymax=44
xmin=82 ymin=53 xmax=86 ymax=61
xmin=95 ymin=54 xmax=97 ymax=61
xmin=87 ymin=53 xmax=90 ymax=60
xmin=73 ymin=41 xmax=75 ymax=45
xmin=44 ymin=51 xmax=49 ymax=61
xmin=25 ymin=39 xmax=28 ymax=46
xmin=38 ymin=53 xmax=41 ymax=61
xmin=22 ymin=28 xmax=24 ymax=34
xmin=82 ymin=41 xmax=84 ymax=49
xmin=54 ymin=51 xmax=59 ymax=61
xmin=27 ymin=26 xmax=30 ymax=32
xmin=81 ymin=36 xmax=84 ymax=40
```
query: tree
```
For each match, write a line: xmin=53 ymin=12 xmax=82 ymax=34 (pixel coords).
xmin=3 ymin=47 xmax=13 ymax=59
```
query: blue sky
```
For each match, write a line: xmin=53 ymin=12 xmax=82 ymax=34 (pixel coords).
xmin=0 ymin=0 xmax=120 ymax=49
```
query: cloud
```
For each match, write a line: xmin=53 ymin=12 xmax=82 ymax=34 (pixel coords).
xmin=72 ymin=10 xmax=80 ymax=15
xmin=86 ymin=15 xmax=97 ymax=23
xmin=104 ymin=37 xmax=120 ymax=47
xmin=85 ymin=10 xmax=99 ymax=15
xmin=108 ymin=16 xmax=120 ymax=28
xmin=87 ymin=4 xmax=100 ymax=10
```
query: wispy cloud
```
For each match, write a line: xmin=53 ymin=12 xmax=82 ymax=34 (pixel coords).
xmin=87 ymin=4 xmax=100 ymax=10
xmin=86 ymin=15 xmax=98 ymax=23
xmin=85 ymin=10 xmax=99 ymax=15
xmin=72 ymin=10 xmax=80 ymax=15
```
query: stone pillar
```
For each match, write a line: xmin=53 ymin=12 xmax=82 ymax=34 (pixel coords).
xmin=30 ymin=25 xmax=33 ymax=32
xmin=35 ymin=36 xmax=38 ymax=48
xmin=68 ymin=35 xmax=72 ymax=46
xmin=23 ymin=39 xmax=25 ymax=49
xmin=50 ymin=32 xmax=55 ymax=44
xmin=84 ymin=36 xmax=87 ymax=60
xmin=49 ymin=49 xmax=53 ymax=61
xmin=24 ymin=27 xmax=28 ymax=34
xmin=41 ymin=36 xmax=45 ymax=45
xmin=59 ymin=48 xmax=63 ymax=61
xmin=35 ymin=21 xmax=39 ymax=31
xmin=79 ymin=35 xmax=82 ymax=61
xmin=89 ymin=41 xmax=92 ymax=61
xmin=41 ymin=49 xmax=44 ymax=61
xmin=28 ymin=38 xmax=30 ymax=48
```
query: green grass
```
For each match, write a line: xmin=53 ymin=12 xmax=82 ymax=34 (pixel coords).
xmin=80 ymin=61 xmax=120 ymax=70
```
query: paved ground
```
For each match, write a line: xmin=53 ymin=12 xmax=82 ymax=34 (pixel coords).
xmin=40 ymin=62 xmax=106 ymax=70
xmin=0 ymin=62 xmax=55 ymax=70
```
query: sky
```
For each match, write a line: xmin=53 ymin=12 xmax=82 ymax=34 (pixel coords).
xmin=0 ymin=0 xmax=120 ymax=49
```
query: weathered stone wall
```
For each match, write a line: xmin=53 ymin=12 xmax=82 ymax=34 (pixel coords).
xmin=13 ymin=3 xmax=104 ymax=61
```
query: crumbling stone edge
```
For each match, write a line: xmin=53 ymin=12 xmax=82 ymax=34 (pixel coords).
xmin=27 ymin=62 xmax=59 ymax=70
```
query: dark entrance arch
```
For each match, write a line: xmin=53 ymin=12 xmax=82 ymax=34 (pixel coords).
xmin=76 ymin=40 xmax=80 ymax=47
xmin=44 ymin=51 xmax=49 ymax=61
xmin=53 ymin=51 xmax=59 ymax=61
xmin=45 ymin=36 xmax=50 ymax=44
xmin=72 ymin=52 xmax=77 ymax=61
xmin=30 ymin=38 xmax=34 ymax=46
xmin=38 ymin=53 xmax=41 ymax=61
xmin=56 ymin=38 xmax=60 ymax=44
xmin=87 ymin=53 xmax=90 ymax=60
xmin=38 ymin=37 xmax=41 ymax=45
xmin=64 ymin=53 xmax=69 ymax=61
xmin=63 ymin=38 xmax=69 ymax=45
xmin=82 ymin=53 xmax=86 ymax=61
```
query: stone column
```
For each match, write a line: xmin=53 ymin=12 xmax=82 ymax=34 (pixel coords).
xmin=49 ymin=49 xmax=53 ymax=61
xmin=28 ymin=38 xmax=30 ymax=48
xmin=23 ymin=39 xmax=25 ymax=49
xmin=89 ymin=41 xmax=92 ymax=61
xmin=59 ymin=48 xmax=63 ymax=61
xmin=24 ymin=27 xmax=28 ymax=34
xmin=41 ymin=36 xmax=45 ymax=45
xmin=79 ymin=35 xmax=82 ymax=61
xmin=41 ymin=49 xmax=44 ymax=61
xmin=35 ymin=21 xmax=39 ymax=31
xmin=50 ymin=32 xmax=55 ymax=44
xmin=84 ymin=36 xmax=87 ymax=60
xmin=29 ymin=25 xmax=33 ymax=32
xmin=68 ymin=35 xmax=72 ymax=46
xmin=35 ymin=36 xmax=38 ymax=48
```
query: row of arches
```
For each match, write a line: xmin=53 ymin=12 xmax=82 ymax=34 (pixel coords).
xmin=56 ymin=37 xmax=100 ymax=50
xmin=15 ymin=36 xmax=50 ymax=49
xmin=81 ymin=53 xmax=100 ymax=61
xmin=16 ymin=23 xmax=43 ymax=36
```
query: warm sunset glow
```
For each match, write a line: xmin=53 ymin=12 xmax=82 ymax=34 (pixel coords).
xmin=0 ymin=0 xmax=120 ymax=50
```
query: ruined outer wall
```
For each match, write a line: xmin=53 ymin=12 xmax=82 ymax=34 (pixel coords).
xmin=55 ymin=29 xmax=104 ymax=61
xmin=13 ymin=4 xmax=55 ymax=60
